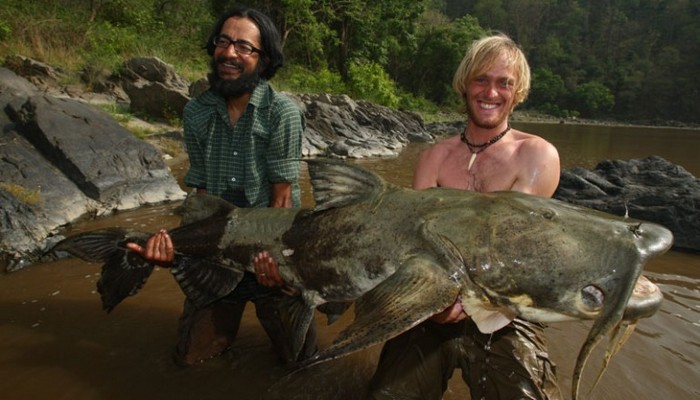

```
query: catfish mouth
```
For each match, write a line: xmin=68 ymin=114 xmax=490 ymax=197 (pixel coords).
xmin=623 ymin=275 xmax=663 ymax=320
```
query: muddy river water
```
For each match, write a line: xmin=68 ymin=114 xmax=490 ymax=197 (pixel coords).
xmin=1 ymin=123 xmax=699 ymax=399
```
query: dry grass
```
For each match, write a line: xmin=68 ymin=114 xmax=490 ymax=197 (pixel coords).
xmin=0 ymin=182 xmax=43 ymax=206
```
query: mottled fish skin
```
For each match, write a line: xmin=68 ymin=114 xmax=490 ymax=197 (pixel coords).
xmin=53 ymin=159 xmax=673 ymax=399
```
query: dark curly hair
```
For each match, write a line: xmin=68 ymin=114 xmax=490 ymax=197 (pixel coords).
xmin=205 ymin=6 xmax=283 ymax=80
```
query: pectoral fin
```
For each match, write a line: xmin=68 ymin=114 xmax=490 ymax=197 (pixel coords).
xmin=277 ymin=295 xmax=316 ymax=362
xmin=171 ymin=257 xmax=244 ymax=308
xmin=299 ymin=256 xmax=460 ymax=368
xmin=53 ymin=228 xmax=155 ymax=312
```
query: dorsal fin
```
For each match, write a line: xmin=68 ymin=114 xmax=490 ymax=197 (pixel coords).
xmin=178 ymin=191 xmax=236 ymax=225
xmin=306 ymin=159 xmax=388 ymax=211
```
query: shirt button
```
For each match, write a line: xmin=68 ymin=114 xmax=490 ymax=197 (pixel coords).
xmin=233 ymin=151 xmax=238 ymax=156
xmin=231 ymin=177 xmax=236 ymax=182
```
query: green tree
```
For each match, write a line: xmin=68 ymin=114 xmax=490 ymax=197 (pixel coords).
xmin=348 ymin=60 xmax=399 ymax=107
xmin=574 ymin=81 xmax=615 ymax=118
xmin=529 ymin=67 xmax=568 ymax=116
xmin=394 ymin=12 xmax=485 ymax=105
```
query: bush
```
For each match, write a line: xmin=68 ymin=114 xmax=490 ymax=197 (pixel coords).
xmin=0 ymin=20 xmax=10 ymax=41
xmin=397 ymin=90 xmax=439 ymax=114
xmin=574 ymin=81 xmax=615 ymax=118
xmin=274 ymin=64 xmax=347 ymax=94
xmin=83 ymin=21 xmax=141 ymax=70
xmin=347 ymin=60 xmax=400 ymax=108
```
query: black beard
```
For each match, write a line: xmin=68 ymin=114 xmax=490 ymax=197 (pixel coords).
xmin=207 ymin=58 xmax=262 ymax=99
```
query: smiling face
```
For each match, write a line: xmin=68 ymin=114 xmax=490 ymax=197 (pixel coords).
xmin=208 ymin=16 xmax=264 ymax=98
xmin=452 ymin=35 xmax=531 ymax=129
xmin=465 ymin=55 xmax=517 ymax=129
xmin=214 ymin=16 xmax=262 ymax=79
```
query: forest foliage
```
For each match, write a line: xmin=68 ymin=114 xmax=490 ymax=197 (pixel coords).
xmin=0 ymin=0 xmax=697 ymax=124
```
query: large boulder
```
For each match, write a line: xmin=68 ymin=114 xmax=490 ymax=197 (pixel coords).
xmin=554 ymin=156 xmax=699 ymax=251
xmin=0 ymin=67 xmax=186 ymax=271
xmin=120 ymin=56 xmax=190 ymax=120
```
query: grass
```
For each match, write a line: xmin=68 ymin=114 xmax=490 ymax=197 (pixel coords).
xmin=0 ymin=183 xmax=43 ymax=206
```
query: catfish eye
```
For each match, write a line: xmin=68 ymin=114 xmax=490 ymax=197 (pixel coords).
xmin=581 ymin=285 xmax=604 ymax=311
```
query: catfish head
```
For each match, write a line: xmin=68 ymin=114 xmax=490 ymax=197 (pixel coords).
xmin=426 ymin=189 xmax=673 ymax=399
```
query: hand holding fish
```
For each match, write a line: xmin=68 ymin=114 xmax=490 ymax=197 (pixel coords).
xmin=430 ymin=297 xmax=469 ymax=324
xmin=254 ymin=251 xmax=284 ymax=287
xmin=126 ymin=229 xmax=174 ymax=267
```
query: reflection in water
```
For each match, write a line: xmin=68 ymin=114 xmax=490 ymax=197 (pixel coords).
xmin=1 ymin=124 xmax=699 ymax=399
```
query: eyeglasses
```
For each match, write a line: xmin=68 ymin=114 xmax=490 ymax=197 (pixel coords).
xmin=212 ymin=36 xmax=263 ymax=56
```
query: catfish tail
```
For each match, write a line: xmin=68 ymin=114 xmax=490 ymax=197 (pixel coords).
xmin=53 ymin=228 xmax=154 ymax=312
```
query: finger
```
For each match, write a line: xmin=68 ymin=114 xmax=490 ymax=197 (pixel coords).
xmin=164 ymin=235 xmax=174 ymax=258
xmin=264 ymin=252 xmax=283 ymax=283
xmin=125 ymin=242 xmax=144 ymax=254
xmin=253 ymin=253 xmax=270 ymax=286
xmin=265 ymin=256 xmax=280 ymax=282
xmin=253 ymin=253 xmax=264 ymax=275
xmin=157 ymin=232 xmax=175 ymax=262
xmin=157 ymin=233 xmax=169 ymax=255
xmin=144 ymin=236 xmax=158 ymax=259
xmin=450 ymin=307 xmax=467 ymax=322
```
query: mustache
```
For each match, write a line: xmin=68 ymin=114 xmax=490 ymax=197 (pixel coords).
xmin=214 ymin=56 xmax=244 ymax=70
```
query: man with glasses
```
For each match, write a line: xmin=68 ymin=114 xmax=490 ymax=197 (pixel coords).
xmin=126 ymin=5 xmax=316 ymax=367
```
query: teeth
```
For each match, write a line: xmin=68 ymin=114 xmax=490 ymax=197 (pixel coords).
xmin=480 ymin=103 xmax=498 ymax=110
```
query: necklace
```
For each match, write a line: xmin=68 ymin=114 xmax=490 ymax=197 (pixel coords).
xmin=461 ymin=124 xmax=511 ymax=171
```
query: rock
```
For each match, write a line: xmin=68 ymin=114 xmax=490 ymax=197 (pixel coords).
xmin=0 ymin=126 xmax=98 ymax=271
xmin=0 ymin=67 xmax=186 ymax=271
xmin=120 ymin=56 xmax=190 ymax=120
xmin=80 ymin=65 xmax=129 ymax=103
xmin=554 ymin=156 xmax=700 ymax=252
xmin=3 ymin=54 xmax=63 ymax=90
xmin=296 ymin=93 xmax=433 ymax=158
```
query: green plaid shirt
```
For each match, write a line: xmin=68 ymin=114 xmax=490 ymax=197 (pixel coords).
xmin=183 ymin=80 xmax=304 ymax=207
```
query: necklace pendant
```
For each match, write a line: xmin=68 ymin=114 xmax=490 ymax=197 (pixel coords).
xmin=468 ymin=152 xmax=477 ymax=171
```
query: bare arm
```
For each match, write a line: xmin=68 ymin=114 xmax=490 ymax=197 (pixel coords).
xmin=269 ymin=182 xmax=293 ymax=208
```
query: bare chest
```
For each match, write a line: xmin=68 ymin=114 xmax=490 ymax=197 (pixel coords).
xmin=437 ymin=149 xmax=519 ymax=192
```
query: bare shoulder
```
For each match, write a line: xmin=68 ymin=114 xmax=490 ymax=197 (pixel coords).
xmin=509 ymin=129 xmax=561 ymax=196
xmin=511 ymin=129 xmax=559 ymax=161
xmin=418 ymin=134 xmax=462 ymax=161
xmin=413 ymin=134 xmax=462 ymax=189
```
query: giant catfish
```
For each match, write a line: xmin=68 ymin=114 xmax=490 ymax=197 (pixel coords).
xmin=54 ymin=159 xmax=673 ymax=399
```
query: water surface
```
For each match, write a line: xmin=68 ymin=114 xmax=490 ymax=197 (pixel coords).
xmin=1 ymin=123 xmax=698 ymax=399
